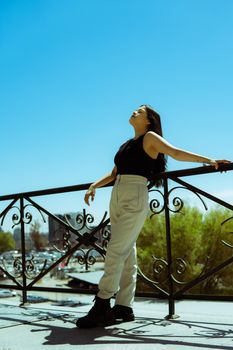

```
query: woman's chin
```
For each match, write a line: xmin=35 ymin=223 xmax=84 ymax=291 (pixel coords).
xmin=129 ymin=118 xmax=134 ymax=125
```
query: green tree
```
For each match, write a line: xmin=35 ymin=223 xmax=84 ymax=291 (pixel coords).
xmin=0 ymin=231 xmax=15 ymax=252
xmin=136 ymin=205 xmax=233 ymax=295
xmin=199 ymin=207 xmax=233 ymax=294
xmin=30 ymin=221 xmax=45 ymax=250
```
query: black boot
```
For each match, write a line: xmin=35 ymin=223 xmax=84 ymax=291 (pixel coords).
xmin=112 ymin=304 xmax=135 ymax=322
xmin=76 ymin=296 xmax=116 ymax=328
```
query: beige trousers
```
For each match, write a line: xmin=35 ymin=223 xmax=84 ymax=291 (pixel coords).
xmin=97 ymin=174 xmax=149 ymax=307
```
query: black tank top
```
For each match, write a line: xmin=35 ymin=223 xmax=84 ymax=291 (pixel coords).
xmin=114 ymin=134 xmax=157 ymax=180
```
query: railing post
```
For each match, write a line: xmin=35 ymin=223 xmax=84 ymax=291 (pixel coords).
xmin=164 ymin=178 xmax=178 ymax=319
xmin=20 ymin=197 xmax=27 ymax=305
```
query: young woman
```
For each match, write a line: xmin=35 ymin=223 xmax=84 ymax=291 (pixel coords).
xmin=76 ymin=105 xmax=230 ymax=328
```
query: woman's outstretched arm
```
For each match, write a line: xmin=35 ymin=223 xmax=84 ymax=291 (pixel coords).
xmin=144 ymin=131 xmax=231 ymax=169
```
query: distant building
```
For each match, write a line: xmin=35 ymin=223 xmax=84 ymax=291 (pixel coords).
xmin=13 ymin=227 xmax=48 ymax=250
xmin=48 ymin=214 xmax=69 ymax=250
xmin=13 ymin=227 xmax=33 ymax=250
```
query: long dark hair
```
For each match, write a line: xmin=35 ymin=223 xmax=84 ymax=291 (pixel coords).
xmin=141 ymin=104 xmax=167 ymax=188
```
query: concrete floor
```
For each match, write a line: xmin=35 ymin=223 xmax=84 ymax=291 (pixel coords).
xmin=0 ymin=294 xmax=233 ymax=350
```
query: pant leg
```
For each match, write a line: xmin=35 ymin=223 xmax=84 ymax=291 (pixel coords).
xmin=115 ymin=243 xmax=138 ymax=308
xmin=97 ymin=179 xmax=148 ymax=300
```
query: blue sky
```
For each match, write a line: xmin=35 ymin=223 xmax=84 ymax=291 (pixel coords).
xmin=1 ymin=0 xmax=233 ymax=228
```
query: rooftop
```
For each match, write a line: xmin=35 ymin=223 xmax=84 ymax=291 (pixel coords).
xmin=1 ymin=294 xmax=233 ymax=350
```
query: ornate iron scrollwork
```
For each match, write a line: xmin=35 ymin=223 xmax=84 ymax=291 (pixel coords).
xmin=167 ymin=186 xmax=208 ymax=213
xmin=63 ymin=209 xmax=110 ymax=269
xmin=220 ymin=216 xmax=233 ymax=248
xmin=52 ymin=209 xmax=109 ymax=257
xmin=75 ymin=211 xmax=94 ymax=230
xmin=63 ymin=230 xmax=71 ymax=250
xmin=149 ymin=185 xmax=207 ymax=217
xmin=143 ymin=254 xmax=211 ymax=287
xmin=152 ymin=257 xmax=169 ymax=284
xmin=1 ymin=203 xmax=46 ymax=228
xmin=1 ymin=254 xmax=47 ymax=280
xmin=99 ymin=224 xmax=111 ymax=250
xmin=149 ymin=189 xmax=165 ymax=217
xmin=73 ymin=248 xmax=103 ymax=268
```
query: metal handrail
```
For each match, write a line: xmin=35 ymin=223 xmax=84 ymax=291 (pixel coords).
xmin=1 ymin=163 xmax=233 ymax=201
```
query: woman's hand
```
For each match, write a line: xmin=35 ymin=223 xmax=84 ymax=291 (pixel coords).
xmin=84 ymin=185 xmax=96 ymax=206
xmin=83 ymin=167 xmax=117 ymax=206
xmin=208 ymin=159 xmax=231 ymax=170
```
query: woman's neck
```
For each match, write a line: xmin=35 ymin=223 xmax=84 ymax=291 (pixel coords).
xmin=133 ymin=130 xmax=147 ymax=140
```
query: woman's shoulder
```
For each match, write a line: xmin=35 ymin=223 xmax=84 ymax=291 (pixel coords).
xmin=143 ymin=131 xmax=163 ymax=150
xmin=143 ymin=132 xmax=160 ymax=159
xmin=143 ymin=131 xmax=159 ymax=144
xmin=144 ymin=131 xmax=159 ymax=138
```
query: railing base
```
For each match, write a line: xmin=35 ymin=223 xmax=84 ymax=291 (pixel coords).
xmin=165 ymin=313 xmax=180 ymax=320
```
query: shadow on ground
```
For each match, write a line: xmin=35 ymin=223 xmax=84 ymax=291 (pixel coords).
xmin=1 ymin=304 xmax=233 ymax=349
xmin=36 ymin=314 xmax=233 ymax=349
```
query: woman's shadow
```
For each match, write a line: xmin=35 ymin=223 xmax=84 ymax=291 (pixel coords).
xmin=30 ymin=314 xmax=233 ymax=349
xmin=31 ymin=315 xmax=166 ymax=346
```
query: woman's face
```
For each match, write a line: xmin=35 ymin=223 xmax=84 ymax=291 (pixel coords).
xmin=129 ymin=106 xmax=150 ymax=129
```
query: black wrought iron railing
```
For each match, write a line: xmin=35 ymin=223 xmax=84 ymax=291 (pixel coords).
xmin=0 ymin=162 xmax=233 ymax=319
